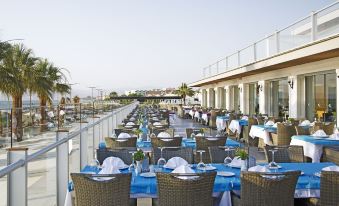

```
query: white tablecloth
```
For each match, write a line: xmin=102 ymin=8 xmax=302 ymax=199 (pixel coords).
xmin=229 ymin=120 xmax=241 ymax=135
xmin=216 ymin=118 xmax=227 ymax=131
xmin=202 ymin=114 xmax=208 ymax=122
xmin=189 ymin=110 xmax=195 ymax=118
xmin=249 ymin=125 xmax=273 ymax=145
xmin=194 ymin=111 xmax=200 ymax=119
xmin=290 ymin=139 xmax=323 ymax=163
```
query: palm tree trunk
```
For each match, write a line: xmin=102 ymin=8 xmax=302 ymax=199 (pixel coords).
xmin=40 ymin=98 xmax=47 ymax=132
xmin=12 ymin=96 xmax=23 ymax=142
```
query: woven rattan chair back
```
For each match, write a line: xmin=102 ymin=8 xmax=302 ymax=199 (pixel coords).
xmin=195 ymin=136 xmax=227 ymax=163
xmin=295 ymin=126 xmax=310 ymax=135
xmin=152 ymin=147 xmax=193 ymax=164
xmin=239 ymin=171 xmax=300 ymax=206
xmin=208 ymin=146 xmax=236 ymax=163
xmin=151 ymin=137 xmax=182 ymax=148
xmin=264 ymin=145 xmax=305 ymax=163
xmin=96 ymin=147 xmax=136 ymax=165
xmin=185 ymin=128 xmax=201 ymax=138
xmin=156 ymin=172 xmax=216 ymax=206
xmin=272 ymin=123 xmax=296 ymax=145
xmin=71 ymin=173 xmax=132 ymax=206
xmin=105 ymin=137 xmax=137 ymax=149
xmin=320 ymin=171 xmax=339 ymax=206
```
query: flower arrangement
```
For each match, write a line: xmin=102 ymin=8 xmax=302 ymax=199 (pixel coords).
xmin=133 ymin=129 xmax=143 ymax=136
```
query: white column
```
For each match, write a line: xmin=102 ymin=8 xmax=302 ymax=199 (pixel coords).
xmin=288 ymin=76 xmax=304 ymax=118
xmin=206 ymin=88 xmax=211 ymax=108
xmin=7 ymin=148 xmax=28 ymax=206
xmin=336 ymin=69 xmax=339 ymax=124
xmin=225 ymin=86 xmax=231 ymax=111
xmin=258 ymin=80 xmax=269 ymax=114
xmin=214 ymin=87 xmax=220 ymax=109
xmin=239 ymin=83 xmax=249 ymax=114
xmin=56 ymin=131 xmax=69 ymax=206
xmin=220 ymin=88 xmax=226 ymax=109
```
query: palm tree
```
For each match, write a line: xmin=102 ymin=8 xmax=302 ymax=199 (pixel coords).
xmin=175 ymin=83 xmax=195 ymax=106
xmin=0 ymin=44 xmax=36 ymax=141
xmin=33 ymin=59 xmax=70 ymax=131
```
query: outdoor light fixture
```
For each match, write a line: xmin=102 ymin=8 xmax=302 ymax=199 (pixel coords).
xmin=238 ymin=86 xmax=242 ymax=92
xmin=288 ymin=79 xmax=294 ymax=89
xmin=257 ymin=84 xmax=263 ymax=92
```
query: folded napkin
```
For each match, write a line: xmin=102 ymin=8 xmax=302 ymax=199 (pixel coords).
xmin=129 ymin=117 xmax=136 ymax=121
xmin=241 ymin=116 xmax=249 ymax=120
xmin=118 ymin=133 xmax=131 ymax=139
xmin=171 ymin=165 xmax=197 ymax=179
xmin=165 ymin=157 xmax=188 ymax=169
xmin=158 ymin=132 xmax=171 ymax=138
xmin=153 ymin=122 xmax=162 ymax=126
xmin=196 ymin=133 xmax=205 ymax=137
xmin=100 ymin=157 xmax=126 ymax=174
xmin=312 ymin=130 xmax=327 ymax=137
xmin=299 ymin=120 xmax=311 ymax=126
xmin=265 ymin=121 xmax=274 ymax=126
xmin=248 ymin=165 xmax=269 ymax=172
xmin=126 ymin=122 xmax=135 ymax=126
xmin=229 ymin=157 xmax=242 ymax=167
xmin=272 ymin=123 xmax=278 ymax=128
xmin=322 ymin=165 xmax=339 ymax=172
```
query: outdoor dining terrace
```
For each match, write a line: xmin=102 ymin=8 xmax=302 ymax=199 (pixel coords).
xmin=1 ymin=101 xmax=339 ymax=206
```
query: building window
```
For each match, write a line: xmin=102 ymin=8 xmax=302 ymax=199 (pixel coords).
xmin=305 ymin=73 xmax=336 ymax=122
xmin=270 ymin=79 xmax=289 ymax=118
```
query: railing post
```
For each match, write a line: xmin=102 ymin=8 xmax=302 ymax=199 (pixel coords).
xmin=275 ymin=30 xmax=280 ymax=54
xmin=311 ymin=11 xmax=317 ymax=41
xmin=80 ymin=122 xmax=88 ymax=170
xmin=225 ymin=57 xmax=228 ymax=70
xmin=237 ymin=51 xmax=240 ymax=66
xmin=7 ymin=147 xmax=28 ymax=206
xmin=253 ymin=43 xmax=257 ymax=61
xmin=265 ymin=35 xmax=270 ymax=57
xmin=56 ymin=131 xmax=69 ymax=206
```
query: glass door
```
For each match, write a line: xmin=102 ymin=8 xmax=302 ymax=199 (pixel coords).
xmin=270 ymin=79 xmax=289 ymax=118
xmin=249 ymin=83 xmax=259 ymax=115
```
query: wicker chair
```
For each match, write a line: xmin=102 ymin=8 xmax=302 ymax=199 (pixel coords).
xmin=256 ymin=116 xmax=265 ymax=125
xmin=263 ymin=145 xmax=305 ymax=163
xmin=185 ymin=128 xmax=201 ymax=138
xmin=152 ymin=128 xmax=174 ymax=137
xmin=155 ymin=172 xmax=216 ymax=206
xmin=209 ymin=110 xmax=220 ymax=129
xmin=152 ymin=147 xmax=193 ymax=164
xmin=96 ymin=147 xmax=136 ymax=165
xmin=310 ymin=122 xmax=334 ymax=135
xmin=227 ymin=114 xmax=238 ymax=139
xmin=271 ymin=123 xmax=296 ymax=146
xmin=208 ymin=146 xmax=237 ymax=163
xmin=243 ymin=117 xmax=259 ymax=147
xmin=195 ymin=136 xmax=227 ymax=163
xmin=105 ymin=137 xmax=137 ymax=148
xmin=231 ymin=171 xmax=300 ymax=206
xmin=321 ymin=146 xmax=339 ymax=165
xmin=295 ymin=126 xmax=310 ymax=135
xmin=151 ymin=137 xmax=182 ymax=148
xmin=71 ymin=173 xmax=134 ymax=206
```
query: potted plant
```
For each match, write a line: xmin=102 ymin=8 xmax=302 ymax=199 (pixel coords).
xmin=235 ymin=148 xmax=249 ymax=171
xmin=199 ymin=128 xmax=205 ymax=136
xmin=133 ymin=150 xmax=145 ymax=174
xmin=133 ymin=129 xmax=143 ymax=139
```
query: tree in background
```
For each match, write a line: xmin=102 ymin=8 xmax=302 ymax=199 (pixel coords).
xmin=175 ymin=83 xmax=195 ymax=106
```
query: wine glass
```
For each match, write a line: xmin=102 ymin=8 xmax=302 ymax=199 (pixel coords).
xmin=129 ymin=151 xmax=136 ymax=172
xmin=197 ymin=150 xmax=206 ymax=170
xmin=89 ymin=154 xmax=101 ymax=173
xmin=157 ymin=147 xmax=167 ymax=168
xmin=268 ymin=148 xmax=279 ymax=169
xmin=224 ymin=146 xmax=233 ymax=166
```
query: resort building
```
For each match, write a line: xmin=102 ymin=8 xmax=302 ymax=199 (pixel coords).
xmin=190 ymin=3 xmax=339 ymax=122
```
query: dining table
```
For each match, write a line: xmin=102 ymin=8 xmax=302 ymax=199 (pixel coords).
xmin=216 ymin=116 xmax=229 ymax=131
xmin=291 ymin=135 xmax=339 ymax=163
xmin=66 ymin=162 xmax=335 ymax=206
xmin=228 ymin=119 xmax=248 ymax=135
xmin=249 ymin=125 xmax=276 ymax=145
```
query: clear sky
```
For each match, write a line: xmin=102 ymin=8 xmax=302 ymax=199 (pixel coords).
xmin=0 ymin=0 xmax=335 ymax=97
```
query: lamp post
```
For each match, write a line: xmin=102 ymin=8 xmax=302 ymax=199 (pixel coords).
xmin=88 ymin=86 xmax=96 ymax=103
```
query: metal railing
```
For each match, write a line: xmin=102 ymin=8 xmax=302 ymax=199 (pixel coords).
xmin=202 ymin=1 xmax=339 ymax=78
xmin=0 ymin=101 xmax=138 ymax=206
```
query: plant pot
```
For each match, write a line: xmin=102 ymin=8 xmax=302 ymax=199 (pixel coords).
xmin=240 ymin=160 xmax=247 ymax=171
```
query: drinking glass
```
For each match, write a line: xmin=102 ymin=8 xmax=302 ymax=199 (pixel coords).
xmin=197 ymin=150 xmax=206 ymax=170
xmin=268 ymin=148 xmax=279 ymax=169
xmin=129 ymin=151 xmax=136 ymax=172
xmin=224 ymin=146 xmax=233 ymax=166
xmin=157 ymin=147 xmax=167 ymax=167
